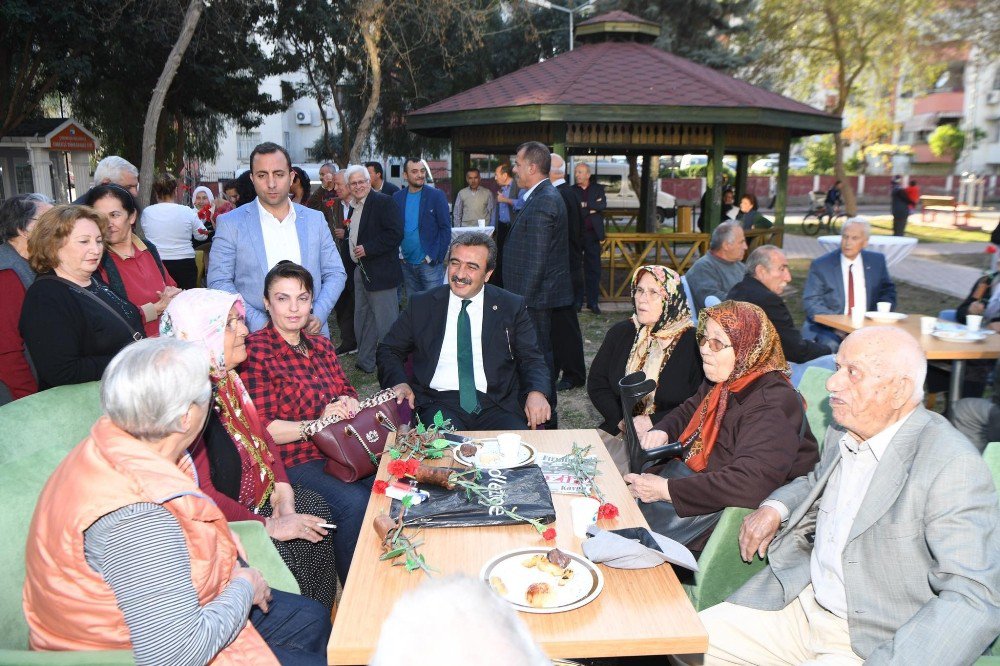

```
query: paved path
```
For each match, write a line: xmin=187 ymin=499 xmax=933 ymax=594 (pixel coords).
xmin=783 ymin=234 xmax=981 ymax=299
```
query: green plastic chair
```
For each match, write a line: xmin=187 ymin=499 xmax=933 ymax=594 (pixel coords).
xmin=0 ymin=383 xmax=297 ymax=664
xmin=797 ymin=366 xmax=835 ymax=451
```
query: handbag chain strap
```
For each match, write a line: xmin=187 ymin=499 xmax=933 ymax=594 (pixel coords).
xmin=343 ymin=425 xmax=378 ymax=466
xmin=302 ymin=387 xmax=398 ymax=437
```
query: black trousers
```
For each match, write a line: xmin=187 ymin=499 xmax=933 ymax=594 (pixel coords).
xmin=334 ymin=278 xmax=356 ymax=348
xmin=582 ymin=231 xmax=602 ymax=308
xmin=162 ymin=258 xmax=198 ymax=290
xmin=892 ymin=214 xmax=908 ymax=237
xmin=418 ymin=391 xmax=528 ymax=430
xmin=550 ymin=305 xmax=586 ymax=387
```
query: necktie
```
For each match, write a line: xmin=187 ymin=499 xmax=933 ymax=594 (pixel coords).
xmin=457 ymin=300 xmax=480 ymax=414
xmin=847 ymin=264 xmax=855 ymax=313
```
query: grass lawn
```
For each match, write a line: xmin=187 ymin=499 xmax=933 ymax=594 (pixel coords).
xmin=332 ymin=257 xmax=957 ymax=429
xmin=782 ymin=216 xmax=992 ymax=243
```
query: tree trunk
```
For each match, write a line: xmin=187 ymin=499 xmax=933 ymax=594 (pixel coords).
xmin=350 ymin=3 xmax=384 ymax=164
xmin=137 ymin=0 xmax=205 ymax=232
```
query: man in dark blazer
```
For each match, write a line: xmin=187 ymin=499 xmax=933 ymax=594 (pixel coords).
xmin=392 ymin=157 xmax=452 ymax=298
xmin=377 ymin=233 xmax=551 ymax=430
xmin=573 ymin=162 xmax=607 ymax=313
xmin=503 ymin=141 xmax=573 ymax=422
xmin=802 ymin=218 xmax=897 ymax=351
xmin=728 ymin=245 xmax=829 ymax=364
xmin=344 ymin=164 xmax=403 ymax=374
xmin=549 ymin=152 xmax=587 ymax=391
xmin=365 ymin=161 xmax=400 ymax=195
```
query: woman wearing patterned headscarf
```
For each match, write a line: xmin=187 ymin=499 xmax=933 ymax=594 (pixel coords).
xmin=623 ymin=300 xmax=819 ymax=552
xmin=587 ymin=266 xmax=704 ymax=473
xmin=161 ymin=288 xmax=338 ymax=608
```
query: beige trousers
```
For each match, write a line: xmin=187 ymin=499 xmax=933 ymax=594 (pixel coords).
xmin=673 ymin=585 xmax=862 ymax=665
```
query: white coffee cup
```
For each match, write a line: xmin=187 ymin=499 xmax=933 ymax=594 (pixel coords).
xmin=496 ymin=433 xmax=521 ymax=464
xmin=920 ymin=316 xmax=936 ymax=335
xmin=877 ymin=301 xmax=892 ymax=313
xmin=570 ymin=497 xmax=601 ymax=539
xmin=966 ymin=315 xmax=983 ymax=332
xmin=477 ymin=218 xmax=486 ymax=228
xmin=851 ymin=305 xmax=866 ymax=328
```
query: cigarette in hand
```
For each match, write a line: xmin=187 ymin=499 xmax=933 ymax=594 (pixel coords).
xmin=317 ymin=523 xmax=337 ymax=530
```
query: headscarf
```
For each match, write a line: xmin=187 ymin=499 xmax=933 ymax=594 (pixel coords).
xmin=161 ymin=289 xmax=276 ymax=509
xmin=625 ymin=266 xmax=692 ymax=415
xmin=192 ymin=186 xmax=216 ymax=214
xmin=680 ymin=300 xmax=790 ymax=472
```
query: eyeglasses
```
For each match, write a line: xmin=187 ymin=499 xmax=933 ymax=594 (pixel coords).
xmin=633 ymin=286 xmax=662 ymax=299
xmin=226 ymin=315 xmax=246 ymax=332
xmin=696 ymin=333 xmax=733 ymax=353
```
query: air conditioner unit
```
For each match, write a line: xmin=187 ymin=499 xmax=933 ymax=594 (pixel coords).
xmin=987 ymin=90 xmax=1000 ymax=105
xmin=294 ymin=109 xmax=312 ymax=125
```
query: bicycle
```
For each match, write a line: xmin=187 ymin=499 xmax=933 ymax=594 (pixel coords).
xmin=801 ymin=192 xmax=847 ymax=236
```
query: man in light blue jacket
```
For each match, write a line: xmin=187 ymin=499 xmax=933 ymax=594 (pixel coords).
xmin=208 ymin=142 xmax=345 ymax=335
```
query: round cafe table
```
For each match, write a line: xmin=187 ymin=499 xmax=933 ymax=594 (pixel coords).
xmin=817 ymin=235 xmax=918 ymax=268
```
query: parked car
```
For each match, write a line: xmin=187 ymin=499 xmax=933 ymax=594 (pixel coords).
xmin=577 ymin=160 xmax=676 ymax=223
xmin=750 ymin=155 xmax=808 ymax=174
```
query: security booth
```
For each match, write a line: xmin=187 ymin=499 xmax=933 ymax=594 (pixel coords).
xmin=0 ymin=119 xmax=98 ymax=203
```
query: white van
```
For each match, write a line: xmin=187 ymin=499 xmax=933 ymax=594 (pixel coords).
xmin=576 ymin=160 xmax=676 ymax=223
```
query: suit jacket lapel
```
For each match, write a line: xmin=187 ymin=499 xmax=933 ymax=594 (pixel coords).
xmin=786 ymin=429 xmax=843 ymax=528
xmin=246 ymin=204 xmax=269 ymax=275
xmin=481 ymin=286 xmax=500 ymax=357
xmin=847 ymin=408 xmax=929 ymax=542
xmin=427 ymin=288 xmax=451 ymax=371
xmin=293 ymin=203 xmax=310 ymax=263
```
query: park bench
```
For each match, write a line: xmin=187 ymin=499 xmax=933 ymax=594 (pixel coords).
xmin=920 ymin=194 xmax=972 ymax=225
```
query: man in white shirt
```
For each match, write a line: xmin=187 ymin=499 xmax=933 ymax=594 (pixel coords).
xmin=207 ymin=142 xmax=346 ymax=334
xmin=376 ymin=233 xmax=551 ymax=430
xmin=676 ymin=326 xmax=1000 ymax=665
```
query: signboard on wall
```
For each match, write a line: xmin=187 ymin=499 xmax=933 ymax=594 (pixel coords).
xmin=48 ymin=124 xmax=95 ymax=152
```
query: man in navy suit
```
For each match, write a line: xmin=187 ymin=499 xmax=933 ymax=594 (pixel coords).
xmin=208 ymin=142 xmax=346 ymax=335
xmin=803 ymin=218 xmax=897 ymax=350
xmin=392 ymin=157 xmax=451 ymax=297
xmin=377 ymin=233 xmax=552 ymax=430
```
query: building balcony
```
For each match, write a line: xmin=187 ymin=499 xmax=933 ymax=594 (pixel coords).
xmin=913 ymin=144 xmax=953 ymax=164
xmin=913 ymin=92 xmax=964 ymax=115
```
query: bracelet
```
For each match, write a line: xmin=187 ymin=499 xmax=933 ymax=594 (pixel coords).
xmin=299 ymin=421 xmax=309 ymax=441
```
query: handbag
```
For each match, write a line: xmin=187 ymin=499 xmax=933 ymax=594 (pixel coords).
xmin=302 ymin=388 xmax=400 ymax=483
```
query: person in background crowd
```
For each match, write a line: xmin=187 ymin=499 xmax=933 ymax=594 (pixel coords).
xmin=233 ymin=170 xmax=257 ymax=208
xmin=20 ymin=205 xmax=144 ymax=390
xmin=290 ymin=166 xmax=311 ymax=204
xmin=824 ymin=180 xmax=843 ymax=219
xmin=222 ymin=179 xmax=240 ymax=206
xmin=73 ymin=156 xmax=139 ymax=202
xmin=624 ymin=301 xmax=818 ymax=553
xmin=88 ymin=185 xmax=179 ymax=339
xmin=343 ymin=164 xmax=403 ymax=374
xmin=549 ymin=153 xmax=587 ymax=392
xmin=803 ymin=218 xmax=896 ymax=351
xmin=141 ymin=173 xmax=208 ymax=289
xmin=682 ymin=327 xmax=1000 ymax=666
xmin=890 ymin=175 xmax=913 ymax=236
xmin=208 ymin=142 xmax=346 ymax=335
xmin=951 ymin=362 xmax=1000 ymax=452
xmin=191 ymin=185 xmax=220 ymax=241
xmin=0 ymin=193 xmax=52 ymax=402
xmin=905 ymin=178 xmax=920 ymax=212
xmin=588 ymin=266 xmax=703 ymax=475
xmin=684 ymin=221 xmax=747 ymax=313
xmin=490 ymin=161 xmax=519 ymax=289
xmin=572 ymin=162 xmax=607 ymax=313
xmin=23 ymin=337 xmax=331 ymax=664
xmin=329 ymin=169 xmax=357 ymax=355
xmin=721 ymin=188 xmax=738 ymax=222
xmin=737 ymin=193 xmax=772 ymax=230
xmin=365 ymin=161 xmax=399 ymax=195
xmin=305 ymin=162 xmax=340 ymax=237
xmin=161 ymin=287 xmax=338 ymax=606
xmin=393 ymin=156 xmax=451 ymax=298
xmin=453 ymin=168 xmax=495 ymax=227
xmin=241 ymin=261 xmax=369 ymax=584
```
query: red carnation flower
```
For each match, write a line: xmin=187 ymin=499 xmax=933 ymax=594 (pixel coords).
xmin=387 ymin=460 xmax=407 ymax=478
xmin=324 ymin=199 xmax=335 ymax=208
xmin=541 ymin=528 xmax=556 ymax=540
xmin=373 ymin=480 xmax=389 ymax=495
xmin=987 ymin=245 xmax=998 ymax=254
xmin=598 ymin=502 xmax=620 ymax=520
xmin=404 ymin=458 xmax=420 ymax=476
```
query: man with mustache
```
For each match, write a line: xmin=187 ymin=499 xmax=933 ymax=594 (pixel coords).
xmin=376 ymin=232 xmax=551 ymax=430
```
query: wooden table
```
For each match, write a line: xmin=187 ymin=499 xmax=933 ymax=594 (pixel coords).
xmin=814 ymin=313 xmax=1000 ymax=408
xmin=327 ymin=429 xmax=707 ymax=664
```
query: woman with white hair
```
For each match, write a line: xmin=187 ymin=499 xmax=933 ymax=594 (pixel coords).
xmin=23 ymin=338 xmax=331 ymax=664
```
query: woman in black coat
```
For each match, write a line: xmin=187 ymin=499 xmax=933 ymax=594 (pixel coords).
xmin=587 ymin=266 xmax=704 ymax=474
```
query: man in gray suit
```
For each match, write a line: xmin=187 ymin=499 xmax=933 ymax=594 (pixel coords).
xmin=680 ymin=326 xmax=1000 ymax=665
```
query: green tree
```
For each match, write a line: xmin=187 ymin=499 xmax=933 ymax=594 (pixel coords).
xmin=804 ymin=136 xmax=836 ymax=174
xmin=928 ymin=124 xmax=965 ymax=162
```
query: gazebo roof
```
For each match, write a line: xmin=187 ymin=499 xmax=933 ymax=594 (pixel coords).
xmin=408 ymin=35 xmax=839 ymax=137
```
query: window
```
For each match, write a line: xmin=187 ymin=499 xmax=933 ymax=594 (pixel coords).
xmin=595 ymin=174 xmax=622 ymax=194
xmin=237 ymin=131 xmax=261 ymax=161
xmin=14 ymin=164 xmax=33 ymax=195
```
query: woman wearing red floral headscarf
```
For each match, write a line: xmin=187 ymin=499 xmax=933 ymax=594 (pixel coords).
xmin=623 ymin=300 xmax=819 ymax=552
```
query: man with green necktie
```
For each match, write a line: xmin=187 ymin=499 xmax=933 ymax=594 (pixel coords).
xmin=376 ymin=232 xmax=552 ymax=430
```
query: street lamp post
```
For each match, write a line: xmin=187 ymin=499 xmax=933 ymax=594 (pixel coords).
xmin=524 ymin=0 xmax=594 ymax=50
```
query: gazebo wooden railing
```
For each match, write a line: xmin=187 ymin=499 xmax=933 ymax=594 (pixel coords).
xmin=599 ymin=227 xmax=784 ymax=301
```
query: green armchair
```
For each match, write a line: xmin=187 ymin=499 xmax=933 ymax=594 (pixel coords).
xmin=0 ymin=383 xmax=297 ymax=664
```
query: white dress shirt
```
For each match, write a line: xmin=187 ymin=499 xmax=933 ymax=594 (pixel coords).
xmin=257 ymin=199 xmax=300 ymax=269
xmin=521 ymin=179 xmax=544 ymax=202
xmin=811 ymin=412 xmax=913 ymax=618
xmin=840 ymin=254 xmax=867 ymax=315
xmin=429 ymin=287 xmax=488 ymax=393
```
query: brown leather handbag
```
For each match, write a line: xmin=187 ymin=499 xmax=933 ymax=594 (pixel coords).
xmin=303 ymin=388 xmax=400 ymax=483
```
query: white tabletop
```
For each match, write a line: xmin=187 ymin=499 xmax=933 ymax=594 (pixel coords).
xmin=817 ymin=235 xmax=918 ymax=267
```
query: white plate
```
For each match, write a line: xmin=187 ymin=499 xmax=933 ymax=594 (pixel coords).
xmin=481 ymin=547 xmax=604 ymax=614
xmin=452 ymin=440 xmax=537 ymax=469
xmin=865 ymin=312 xmax=907 ymax=322
xmin=932 ymin=330 xmax=988 ymax=344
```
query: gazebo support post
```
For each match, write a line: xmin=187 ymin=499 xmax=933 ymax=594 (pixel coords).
xmin=637 ymin=153 xmax=657 ymax=233
xmin=552 ymin=124 xmax=567 ymax=165
xmin=450 ymin=147 xmax=466 ymax=207
xmin=775 ymin=138 xmax=790 ymax=227
xmin=736 ymin=154 xmax=749 ymax=203
xmin=704 ymin=127 xmax=727 ymax=233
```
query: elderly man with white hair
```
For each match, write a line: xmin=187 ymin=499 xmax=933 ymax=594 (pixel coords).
xmin=675 ymin=326 xmax=1000 ymax=665
xmin=74 ymin=156 xmax=139 ymax=202
xmin=802 ymin=217 xmax=897 ymax=351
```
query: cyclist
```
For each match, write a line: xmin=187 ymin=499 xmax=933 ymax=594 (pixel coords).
xmin=824 ymin=180 xmax=843 ymax=218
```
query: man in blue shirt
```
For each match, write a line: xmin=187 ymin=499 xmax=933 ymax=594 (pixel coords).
xmin=393 ymin=157 xmax=452 ymax=298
